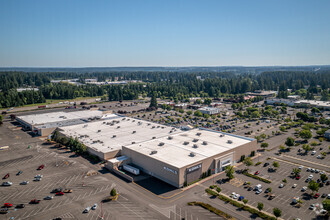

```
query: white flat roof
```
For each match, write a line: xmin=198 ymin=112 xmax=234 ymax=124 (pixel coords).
xmin=60 ymin=117 xmax=183 ymax=153
xmin=124 ymin=128 xmax=254 ymax=168
xmin=17 ymin=110 xmax=104 ymax=126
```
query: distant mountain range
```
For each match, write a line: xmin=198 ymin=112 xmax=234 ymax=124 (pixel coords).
xmin=0 ymin=65 xmax=330 ymax=74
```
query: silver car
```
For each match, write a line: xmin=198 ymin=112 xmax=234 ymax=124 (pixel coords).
xmin=20 ymin=181 xmax=29 ymax=185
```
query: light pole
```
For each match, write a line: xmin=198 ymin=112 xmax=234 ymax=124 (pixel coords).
xmin=55 ymin=154 xmax=58 ymax=167
xmin=82 ymin=173 xmax=85 ymax=187
xmin=100 ymin=201 xmax=103 ymax=219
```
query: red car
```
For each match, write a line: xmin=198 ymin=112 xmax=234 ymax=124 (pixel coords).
xmin=296 ymin=175 xmax=301 ymax=180
xmin=56 ymin=192 xmax=64 ymax=196
xmin=3 ymin=173 xmax=9 ymax=179
xmin=254 ymin=171 xmax=260 ymax=175
xmin=314 ymin=193 xmax=320 ymax=198
xmin=37 ymin=165 xmax=45 ymax=170
xmin=4 ymin=203 xmax=13 ymax=208
xmin=30 ymin=199 xmax=40 ymax=204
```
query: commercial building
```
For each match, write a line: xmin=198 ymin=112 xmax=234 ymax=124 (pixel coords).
xmin=266 ymin=98 xmax=330 ymax=110
xmin=16 ymin=110 xmax=113 ymax=136
xmin=198 ymin=107 xmax=220 ymax=115
xmin=59 ymin=117 xmax=182 ymax=160
xmin=246 ymin=90 xmax=277 ymax=97
xmin=122 ymin=128 xmax=257 ymax=188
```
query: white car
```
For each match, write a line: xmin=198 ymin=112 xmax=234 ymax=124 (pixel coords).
xmin=20 ymin=181 xmax=29 ymax=185
xmin=306 ymin=168 xmax=311 ymax=172
xmin=299 ymin=166 xmax=304 ymax=170
xmin=315 ymin=169 xmax=319 ymax=173
xmin=279 ymin=184 xmax=284 ymax=188
xmin=2 ymin=181 xmax=12 ymax=186
xmin=44 ymin=196 xmax=53 ymax=200
xmin=256 ymin=189 xmax=262 ymax=194
xmin=317 ymin=155 xmax=322 ymax=159
xmin=301 ymin=186 xmax=307 ymax=192
xmin=308 ymin=174 xmax=313 ymax=179
xmin=34 ymin=177 xmax=42 ymax=181
xmin=83 ymin=207 xmax=90 ymax=213
xmin=292 ymin=184 xmax=297 ymax=188
xmin=311 ymin=151 xmax=316 ymax=155
xmin=309 ymin=204 xmax=315 ymax=210
xmin=328 ymin=194 xmax=330 ymax=199
xmin=311 ymin=169 xmax=315 ymax=173
xmin=92 ymin=203 xmax=98 ymax=210
xmin=35 ymin=174 xmax=43 ymax=178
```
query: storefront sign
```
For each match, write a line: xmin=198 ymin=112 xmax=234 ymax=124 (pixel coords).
xmin=164 ymin=166 xmax=178 ymax=175
xmin=187 ymin=163 xmax=202 ymax=174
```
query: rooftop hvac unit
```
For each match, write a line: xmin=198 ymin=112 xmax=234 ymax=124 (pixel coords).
xmin=193 ymin=138 xmax=199 ymax=142
xmin=157 ymin=126 xmax=160 ymax=128
xmin=227 ymin=140 xmax=233 ymax=144
xmin=183 ymin=141 xmax=189 ymax=145
xmin=220 ymin=134 xmax=225 ymax=137
xmin=168 ymin=136 xmax=173 ymax=140
xmin=103 ymin=122 xmax=106 ymax=124
xmin=203 ymin=141 xmax=208 ymax=145
xmin=122 ymin=118 xmax=125 ymax=120
xmin=113 ymin=135 xmax=116 ymax=138
xmin=152 ymin=126 xmax=155 ymax=128
xmin=147 ymin=123 xmax=151 ymax=126
xmin=133 ymin=120 xmax=135 ymax=122
xmin=189 ymin=152 xmax=196 ymax=157
xmin=132 ymin=131 xmax=136 ymax=134
xmin=127 ymin=119 xmax=130 ymax=121
xmin=117 ymin=126 xmax=120 ymax=129
xmin=152 ymin=136 xmax=156 ymax=139
xmin=169 ymin=130 xmax=172 ymax=133
xmin=83 ymin=124 xmax=88 ymax=128
xmin=159 ymin=142 xmax=165 ymax=146
xmin=193 ymin=144 xmax=198 ymax=148
xmin=131 ymin=141 xmax=135 ymax=144
xmin=196 ymin=132 xmax=202 ymax=136
xmin=150 ymin=150 xmax=157 ymax=155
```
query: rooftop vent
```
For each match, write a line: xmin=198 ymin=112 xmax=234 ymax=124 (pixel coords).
xmin=193 ymin=138 xmax=199 ymax=142
xmin=220 ymin=134 xmax=225 ymax=137
xmin=189 ymin=152 xmax=196 ymax=157
xmin=157 ymin=126 xmax=160 ymax=128
xmin=227 ymin=140 xmax=233 ymax=144
xmin=168 ymin=136 xmax=173 ymax=140
xmin=159 ymin=142 xmax=165 ymax=146
xmin=183 ymin=141 xmax=189 ymax=145
xmin=133 ymin=120 xmax=135 ymax=122
xmin=152 ymin=126 xmax=156 ymax=128
xmin=147 ymin=123 xmax=151 ymax=126
xmin=193 ymin=144 xmax=198 ymax=148
xmin=169 ymin=130 xmax=173 ymax=133
xmin=196 ymin=132 xmax=202 ymax=136
xmin=131 ymin=141 xmax=136 ymax=144
xmin=122 ymin=118 xmax=125 ymax=120
xmin=103 ymin=122 xmax=106 ymax=124
xmin=117 ymin=126 xmax=120 ymax=129
xmin=97 ymin=130 xmax=101 ymax=133
xmin=83 ymin=124 xmax=88 ymax=128
xmin=127 ymin=119 xmax=130 ymax=121
xmin=112 ymin=135 xmax=117 ymax=138
xmin=132 ymin=131 xmax=136 ymax=134
xmin=203 ymin=141 xmax=208 ymax=145
xmin=152 ymin=136 xmax=156 ymax=139
xmin=150 ymin=150 xmax=157 ymax=155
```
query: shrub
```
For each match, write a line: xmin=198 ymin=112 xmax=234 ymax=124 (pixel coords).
xmin=216 ymin=187 xmax=221 ymax=193
xmin=188 ymin=201 xmax=236 ymax=220
xmin=255 ymin=162 xmax=262 ymax=166
xmin=110 ymin=188 xmax=117 ymax=196
xmin=242 ymin=171 xmax=271 ymax=183
xmin=205 ymin=188 xmax=219 ymax=196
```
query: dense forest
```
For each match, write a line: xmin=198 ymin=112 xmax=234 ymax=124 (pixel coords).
xmin=0 ymin=71 xmax=329 ymax=108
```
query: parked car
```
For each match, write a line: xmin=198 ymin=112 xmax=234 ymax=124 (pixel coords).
xmin=64 ymin=189 xmax=72 ymax=193
xmin=37 ymin=165 xmax=45 ymax=170
xmin=0 ymin=208 xmax=8 ymax=214
xmin=52 ymin=188 xmax=63 ymax=193
xmin=16 ymin=204 xmax=25 ymax=208
xmin=263 ymin=163 xmax=269 ymax=167
xmin=301 ymin=186 xmax=307 ymax=192
xmin=56 ymin=192 xmax=64 ymax=196
xmin=314 ymin=193 xmax=320 ymax=198
xmin=309 ymin=204 xmax=315 ymax=210
xmin=256 ymin=189 xmax=263 ymax=194
xmin=44 ymin=196 xmax=53 ymax=200
xmin=83 ymin=207 xmax=90 ymax=213
xmin=3 ymin=173 xmax=9 ymax=179
xmin=292 ymin=184 xmax=297 ymax=188
xmin=34 ymin=177 xmax=42 ymax=181
xmin=30 ymin=199 xmax=40 ymax=204
xmin=3 ymin=203 xmax=13 ymax=208
xmin=308 ymin=175 xmax=313 ymax=179
xmin=295 ymin=175 xmax=301 ymax=180
xmin=279 ymin=184 xmax=284 ymax=188
xmin=35 ymin=174 xmax=43 ymax=178
xmin=92 ymin=203 xmax=98 ymax=210
xmin=321 ymin=193 xmax=327 ymax=198
xmin=254 ymin=171 xmax=260 ymax=175
xmin=20 ymin=181 xmax=29 ymax=185
xmin=16 ymin=171 xmax=23 ymax=176
xmin=238 ymin=196 xmax=244 ymax=201
xmin=2 ymin=181 xmax=12 ymax=186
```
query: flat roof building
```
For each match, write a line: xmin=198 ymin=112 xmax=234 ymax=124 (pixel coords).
xmin=198 ymin=107 xmax=220 ymax=115
xmin=16 ymin=110 xmax=114 ymax=136
xmin=59 ymin=117 xmax=183 ymax=160
xmin=122 ymin=128 xmax=256 ymax=188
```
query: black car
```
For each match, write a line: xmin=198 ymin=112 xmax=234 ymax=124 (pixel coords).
xmin=0 ymin=208 xmax=8 ymax=214
xmin=52 ymin=188 xmax=63 ymax=193
xmin=322 ymin=193 xmax=327 ymax=198
xmin=16 ymin=170 xmax=23 ymax=176
xmin=263 ymin=163 xmax=270 ymax=167
xmin=16 ymin=204 xmax=25 ymax=208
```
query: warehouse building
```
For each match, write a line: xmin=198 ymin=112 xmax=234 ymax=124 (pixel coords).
xmin=121 ymin=128 xmax=257 ymax=188
xmin=16 ymin=110 xmax=113 ymax=136
xmin=59 ymin=117 xmax=183 ymax=160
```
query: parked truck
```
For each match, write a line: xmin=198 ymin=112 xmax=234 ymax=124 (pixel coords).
xmin=123 ymin=164 xmax=140 ymax=175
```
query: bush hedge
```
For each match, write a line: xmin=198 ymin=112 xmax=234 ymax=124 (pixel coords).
xmin=188 ymin=201 xmax=236 ymax=220
xmin=243 ymin=171 xmax=272 ymax=183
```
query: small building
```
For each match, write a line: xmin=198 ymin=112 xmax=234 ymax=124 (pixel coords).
xmin=246 ymin=90 xmax=277 ymax=98
xmin=174 ymin=103 xmax=188 ymax=109
xmin=325 ymin=130 xmax=330 ymax=140
xmin=198 ymin=107 xmax=220 ymax=115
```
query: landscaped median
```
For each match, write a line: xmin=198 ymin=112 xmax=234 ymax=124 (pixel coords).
xmin=188 ymin=201 xmax=236 ymax=220
xmin=242 ymin=171 xmax=272 ymax=183
xmin=205 ymin=188 xmax=279 ymax=220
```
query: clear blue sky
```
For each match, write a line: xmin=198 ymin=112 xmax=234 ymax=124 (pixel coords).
xmin=1 ymin=0 xmax=330 ymax=67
